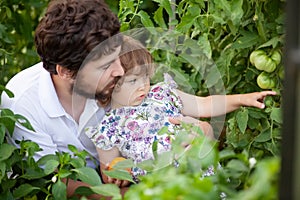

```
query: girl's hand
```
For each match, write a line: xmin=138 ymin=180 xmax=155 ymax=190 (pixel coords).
xmin=106 ymin=175 xmax=131 ymax=187
xmin=102 ymin=162 xmax=131 ymax=188
xmin=169 ymin=116 xmax=214 ymax=139
xmin=240 ymin=91 xmax=277 ymax=109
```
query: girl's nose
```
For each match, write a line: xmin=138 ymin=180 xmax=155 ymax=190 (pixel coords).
xmin=138 ymin=83 xmax=146 ymax=90
xmin=137 ymin=78 xmax=149 ymax=90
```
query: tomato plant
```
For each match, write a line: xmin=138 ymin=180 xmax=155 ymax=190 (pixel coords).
xmin=0 ymin=0 xmax=284 ymax=199
xmin=118 ymin=0 xmax=284 ymax=199
xmin=0 ymin=0 xmax=50 ymax=85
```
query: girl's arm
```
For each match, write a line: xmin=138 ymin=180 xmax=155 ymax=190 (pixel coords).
xmin=177 ymin=90 xmax=276 ymax=118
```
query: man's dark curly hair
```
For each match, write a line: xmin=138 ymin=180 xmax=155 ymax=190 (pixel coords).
xmin=35 ymin=0 xmax=121 ymax=76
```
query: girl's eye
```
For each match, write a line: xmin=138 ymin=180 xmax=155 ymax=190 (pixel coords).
xmin=129 ymin=79 xmax=137 ymax=84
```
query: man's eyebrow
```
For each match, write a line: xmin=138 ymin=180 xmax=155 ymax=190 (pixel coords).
xmin=98 ymin=59 xmax=116 ymax=68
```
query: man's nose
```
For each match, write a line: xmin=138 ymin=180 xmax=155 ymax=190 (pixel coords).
xmin=111 ymin=58 xmax=124 ymax=77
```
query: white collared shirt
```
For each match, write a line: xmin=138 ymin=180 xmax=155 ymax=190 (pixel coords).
xmin=1 ymin=62 xmax=105 ymax=168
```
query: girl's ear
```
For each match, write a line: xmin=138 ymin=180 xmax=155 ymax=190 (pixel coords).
xmin=56 ymin=65 xmax=73 ymax=79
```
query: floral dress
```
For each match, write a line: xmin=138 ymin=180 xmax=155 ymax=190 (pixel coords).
xmin=85 ymin=73 xmax=183 ymax=164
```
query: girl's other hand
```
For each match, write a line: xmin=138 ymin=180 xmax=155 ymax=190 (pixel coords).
xmin=240 ymin=91 xmax=277 ymax=109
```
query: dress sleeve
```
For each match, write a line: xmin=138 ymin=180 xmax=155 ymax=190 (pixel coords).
xmin=147 ymin=73 xmax=183 ymax=116
xmin=85 ymin=110 xmax=123 ymax=150
xmin=162 ymin=73 xmax=183 ymax=110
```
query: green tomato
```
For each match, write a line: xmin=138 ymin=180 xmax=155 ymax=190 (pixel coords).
xmin=250 ymin=49 xmax=278 ymax=72
xmin=257 ymin=72 xmax=276 ymax=89
xmin=253 ymin=54 xmax=269 ymax=71
xmin=263 ymin=57 xmax=277 ymax=73
xmin=250 ymin=50 xmax=266 ymax=66
xmin=271 ymin=50 xmax=281 ymax=65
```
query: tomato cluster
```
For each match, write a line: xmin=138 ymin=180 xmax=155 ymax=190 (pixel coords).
xmin=249 ymin=49 xmax=282 ymax=89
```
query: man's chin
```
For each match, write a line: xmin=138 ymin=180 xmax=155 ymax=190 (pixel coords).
xmin=95 ymin=88 xmax=114 ymax=101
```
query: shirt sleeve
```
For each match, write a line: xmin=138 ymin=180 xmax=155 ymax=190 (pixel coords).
xmin=5 ymin=106 xmax=58 ymax=161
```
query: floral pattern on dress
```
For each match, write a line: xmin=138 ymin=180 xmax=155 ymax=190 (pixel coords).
xmin=85 ymin=73 xmax=183 ymax=164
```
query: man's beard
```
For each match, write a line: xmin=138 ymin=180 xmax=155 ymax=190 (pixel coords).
xmin=72 ymin=76 xmax=121 ymax=102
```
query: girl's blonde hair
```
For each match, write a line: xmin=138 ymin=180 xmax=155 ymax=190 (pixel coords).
xmin=117 ymin=36 xmax=155 ymax=87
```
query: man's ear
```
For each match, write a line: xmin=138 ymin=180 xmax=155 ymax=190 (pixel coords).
xmin=56 ymin=65 xmax=73 ymax=79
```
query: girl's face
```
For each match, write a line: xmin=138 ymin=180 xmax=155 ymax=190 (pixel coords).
xmin=111 ymin=66 xmax=151 ymax=108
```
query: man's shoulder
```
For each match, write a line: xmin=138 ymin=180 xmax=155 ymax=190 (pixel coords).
xmin=2 ymin=62 xmax=48 ymax=108
xmin=5 ymin=62 xmax=44 ymax=88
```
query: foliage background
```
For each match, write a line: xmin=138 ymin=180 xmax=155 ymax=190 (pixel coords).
xmin=0 ymin=0 xmax=284 ymax=199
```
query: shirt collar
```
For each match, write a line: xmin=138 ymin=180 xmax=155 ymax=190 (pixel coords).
xmin=39 ymin=68 xmax=66 ymax=118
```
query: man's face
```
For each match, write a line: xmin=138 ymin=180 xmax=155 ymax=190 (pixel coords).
xmin=73 ymin=46 xmax=124 ymax=100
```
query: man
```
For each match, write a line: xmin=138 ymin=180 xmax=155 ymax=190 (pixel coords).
xmin=1 ymin=0 xmax=124 ymax=198
xmin=2 ymin=0 xmax=215 ymax=198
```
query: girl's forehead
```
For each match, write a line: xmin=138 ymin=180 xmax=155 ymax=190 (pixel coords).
xmin=126 ymin=65 xmax=148 ymax=75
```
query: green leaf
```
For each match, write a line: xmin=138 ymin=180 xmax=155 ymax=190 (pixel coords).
xmin=52 ymin=179 xmax=67 ymax=200
xmin=138 ymin=11 xmax=154 ymax=27
xmin=248 ymin=117 xmax=260 ymax=130
xmin=72 ymin=167 xmax=102 ymax=186
xmin=0 ymin=124 xmax=5 ymax=144
xmin=226 ymin=159 xmax=248 ymax=172
xmin=254 ymin=129 xmax=271 ymax=142
xmin=153 ymin=7 xmax=167 ymax=28
xmin=198 ymin=33 xmax=212 ymax=59
xmin=179 ymin=53 xmax=201 ymax=69
xmin=13 ymin=184 xmax=40 ymax=199
xmin=219 ymin=149 xmax=236 ymax=160
xmin=0 ymin=161 xmax=6 ymax=182
xmin=110 ymin=158 xmax=134 ymax=170
xmin=0 ymin=109 xmax=16 ymax=135
xmin=152 ymin=139 xmax=158 ymax=160
xmin=37 ymin=154 xmax=59 ymax=165
xmin=232 ymin=31 xmax=260 ymax=49
xmin=15 ymin=114 xmax=35 ymax=131
xmin=176 ymin=13 xmax=195 ymax=33
xmin=270 ymin=107 xmax=282 ymax=123
xmin=248 ymin=108 xmax=267 ymax=119
xmin=210 ymin=14 xmax=226 ymax=24
xmin=5 ymin=6 xmax=12 ymax=19
xmin=1 ymin=108 xmax=15 ymax=117
xmin=0 ymin=143 xmax=16 ymax=161
xmin=67 ymin=144 xmax=78 ymax=153
xmin=153 ymin=0 xmax=173 ymax=17
xmin=0 ymin=85 xmax=14 ymax=98
xmin=43 ymin=160 xmax=59 ymax=175
xmin=258 ymin=36 xmax=282 ymax=49
xmin=236 ymin=109 xmax=249 ymax=133
xmin=157 ymin=126 xmax=169 ymax=135
xmin=69 ymin=157 xmax=85 ymax=168
xmin=90 ymin=184 xmax=121 ymax=199
xmin=136 ymin=159 xmax=155 ymax=172
xmin=74 ymin=186 xmax=94 ymax=197
xmin=57 ymin=169 xmax=72 ymax=179
xmin=102 ymin=170 xmax=134 ymax=183
xmin=205 ymin=66 xmax=222 ymax=88
xmin=230 ymin=0 xmax=244 ymax=26
xmin=21 ymin=168 xmax=46 ymax=180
